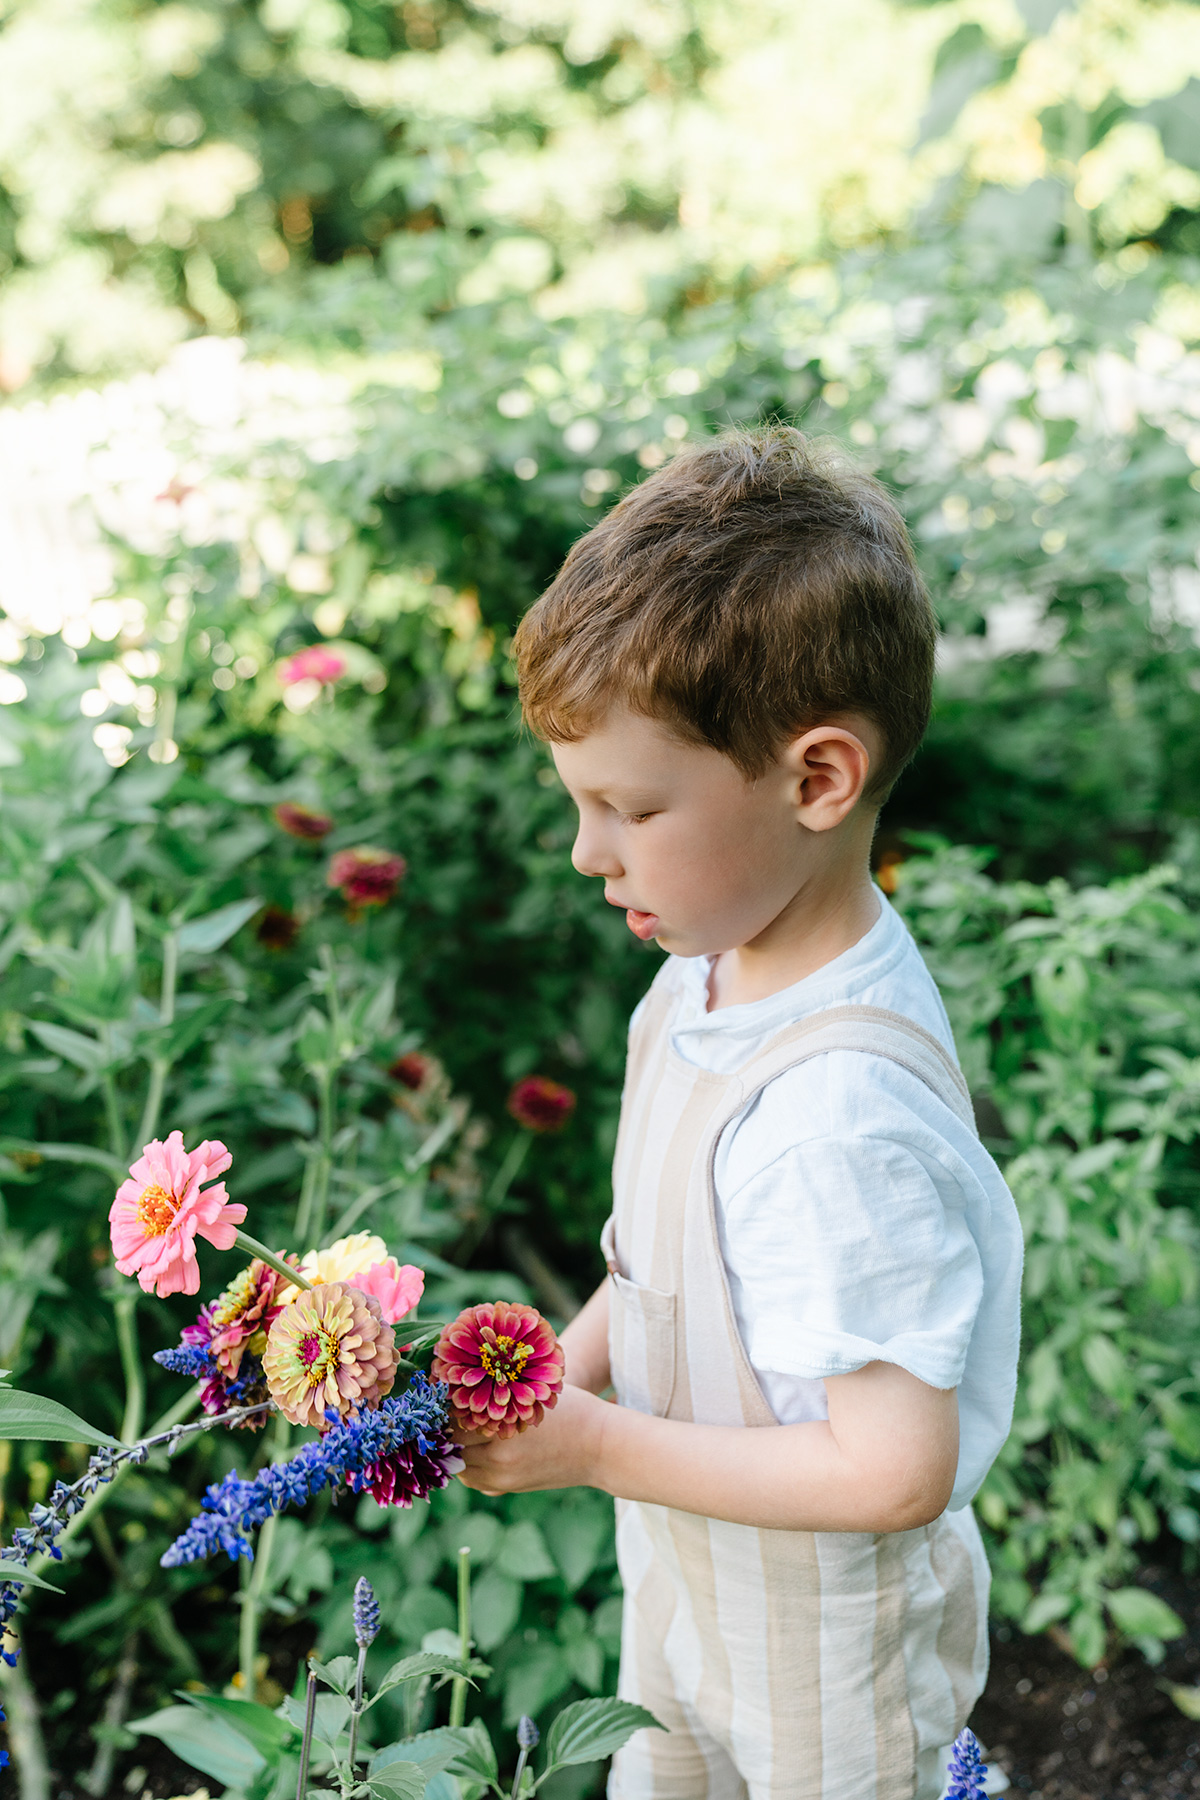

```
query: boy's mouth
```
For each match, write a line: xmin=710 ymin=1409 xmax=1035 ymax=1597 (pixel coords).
xmin=604 ymin=892 xmax=660 ymax=940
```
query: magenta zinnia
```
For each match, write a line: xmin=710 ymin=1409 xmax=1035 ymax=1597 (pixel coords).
xmin=507 ymin=1075 xmax=576 ymax=1134
xmin=328 ymin=846 xmax=406 ymax=915
xmin=263 ymin=1281 xmax=398 ymax=1428
xmin=432 ymin=1302 xmax=565 ymax=1440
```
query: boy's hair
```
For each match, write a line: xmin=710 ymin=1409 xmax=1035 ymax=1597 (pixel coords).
xmin=514 ymin=424 xmax=936 ymax=802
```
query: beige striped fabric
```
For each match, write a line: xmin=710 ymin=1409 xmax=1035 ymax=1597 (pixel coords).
xmin=603 ymin=982 xmax=991 ymax=1800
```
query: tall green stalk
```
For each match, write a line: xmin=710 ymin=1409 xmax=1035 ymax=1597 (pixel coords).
xmin=112 ymin=1283 xmax=145 ymax=1447
xmin=449 ymin=1545 xmax=472 ymax=1728
xmin=238 ymin=1412 xmax=289 ymax=1699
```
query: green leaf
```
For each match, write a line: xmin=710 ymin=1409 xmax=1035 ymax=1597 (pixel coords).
xmin=130 ymin=1704 xmax=266 ymax=1788
xmin=367 ymin=1763 xmax=427 ymax=1800
xmin=373 ymin=1652 xmax=485 ymax=1700
xmin=177 ymin=897 xmax=263 ymax=955
xmin=1105 ymin=1588 xmax=1185 ymax=1642
xmin=1022 ymin=1590 xmax=1073 ymax=1633
xmin=1162 ymin=1682 xmax=1200 ymax=1722
xmin=26 ymin=1021 xmax=107 ymax=1073
xmin=0 ymin=1563 xmax=64 ymax=1596
xmin=372 ymin=1728 xmax=482 ymax=1777
xmin=542 ymin=1699 xmax=662 ymax=1773
xmin=438 ymin=1718 xmax=497 ymax=1783
xmin=495 ymin=1520 xmax=555 ymax=1582
xmin=0 ymin=1387 xmax=120 ymax=1446
xmin=311 ymin=1654 xmax=357 ymax=1694
xmin=0 ymin=1139 xmax=127 ymax=1180
xmin=470 ymin=1569 xmax=521 ymax=1653
xmin=181 ymin=1692 xmax=297 ymax=1759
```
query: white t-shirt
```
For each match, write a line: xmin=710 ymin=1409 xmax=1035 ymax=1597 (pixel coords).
xmin=633 ymin=892 xmax=1023 ymax=1510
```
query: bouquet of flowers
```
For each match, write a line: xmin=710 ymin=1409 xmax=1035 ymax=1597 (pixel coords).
xmin=0 ymin=1128 xmax=566 ymax=1617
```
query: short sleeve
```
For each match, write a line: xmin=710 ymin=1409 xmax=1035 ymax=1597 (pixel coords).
xmin=718 ymin=1133 xmax=984 ymax=1392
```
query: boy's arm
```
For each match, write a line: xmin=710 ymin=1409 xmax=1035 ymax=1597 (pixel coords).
xmin=558 ymin=1278 xmax=611 ymax=1393
xmin=457 ymin=1358 xmax=959 ymax=1533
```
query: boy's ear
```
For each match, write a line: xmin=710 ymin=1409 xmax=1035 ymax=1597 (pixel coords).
xmin=783 ymin=722 xmax=875 ymax=831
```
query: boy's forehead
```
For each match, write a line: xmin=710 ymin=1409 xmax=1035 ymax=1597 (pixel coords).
xmin=549 ymin=710 xmax=692 ymax=785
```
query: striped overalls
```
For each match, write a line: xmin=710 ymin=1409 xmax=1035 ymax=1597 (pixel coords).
xmin=602 ymin=987 xmax=992 ymax=1800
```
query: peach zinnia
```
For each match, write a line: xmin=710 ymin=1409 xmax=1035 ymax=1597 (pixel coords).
xmin=432 ymin=1302 xmax=565 ymax=1440
xmin=109 ymin=1132 xmax=246 ymax=1298
xmin=263 ymin=1281 xmax=398 ymax=1428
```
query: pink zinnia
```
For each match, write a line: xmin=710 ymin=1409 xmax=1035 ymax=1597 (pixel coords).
xmin=274 ymin=802 xmax=334 ymax=840
xmin=432 ymin=1301 xmax=565 ymax=1441
xmin=109 ymin=1132 xmax=246 ymax=1299
xmin=327 ymin=847 xmax=406 ymax=915
xmin=263 ymin=1281 xmax=397 ymax=1428
xmin=507 ymin=1075 xmax=576 ymax=1134
xmin=280 ymin=646 xmax=345 ymax=687
xmin=351 ymin=1258 xmax=425 ymax=1325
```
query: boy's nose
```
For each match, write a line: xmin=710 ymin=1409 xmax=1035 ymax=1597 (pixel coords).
xmin=571 ymin=823 xmax=621 ymax=880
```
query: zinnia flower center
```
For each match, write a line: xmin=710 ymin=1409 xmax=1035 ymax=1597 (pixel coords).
xmin=479 ymin=1334 xmax=532 ymax=1383
xmin=136 ymin=1182 xmax=179 ymax=1236
xmin=213 ymin=1267 xmax=256 ymax=1326
xmin=299 ymin=1329 xmax=339 ymax=1383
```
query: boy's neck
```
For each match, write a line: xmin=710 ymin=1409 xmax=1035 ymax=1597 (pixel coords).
xmin=705 ymin=855 xmax=881 ymax=1013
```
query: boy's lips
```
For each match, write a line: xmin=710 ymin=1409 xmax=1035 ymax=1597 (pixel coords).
xmin=606 ymin=894 xmax=661 ymax=940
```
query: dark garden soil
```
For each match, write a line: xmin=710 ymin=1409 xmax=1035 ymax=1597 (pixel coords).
xmin=45 ymin=1564 xmax=1200 ymax=1800
xmin=970 ymin=1564 xmax=1200 ymax=1800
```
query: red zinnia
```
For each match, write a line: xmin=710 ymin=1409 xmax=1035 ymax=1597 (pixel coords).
xmin=388 ymin=1052 xmax=432 ymax=1092
xmin=328 ymin=847 xmax=406 ymax=915
xmin=256 ymin=905 xmax=300 ymax=950
xmin=507 ymin=1075 xmax=576 ymax=1134
xmin=432 ymin=1301 xmax=565 ymax=1440
xmin=280 ymin=646 xmax=345 ymax=687
xmin=274 ymin=802 xmax=334 ymax=840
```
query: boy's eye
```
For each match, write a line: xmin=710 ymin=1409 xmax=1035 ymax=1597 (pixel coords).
xmin=618 ymin=812 xmax=653 ymax=826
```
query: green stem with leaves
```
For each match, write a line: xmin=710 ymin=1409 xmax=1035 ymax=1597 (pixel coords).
xmin=449 ymin=1545 xmax=472 ymax=1728
xmin=112 ymin=1282 xmax=144 ymax=1447
xmin=99 ymin=1026 xmax=126 ymax=1165
xmin=486 ymin=1132 xmax=532 ymax=1209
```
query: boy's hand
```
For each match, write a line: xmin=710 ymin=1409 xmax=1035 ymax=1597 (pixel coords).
xmin=456 ymin=1383 xmax=608 ymax=1495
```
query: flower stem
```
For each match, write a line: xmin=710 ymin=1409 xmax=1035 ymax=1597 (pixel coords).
xmin=347 ymin=1644 xmax=367 ymax=1768
xmin=295 ymin=1666 xmax=318 ymax=1800
xmin=509 ymin=1746 xmax=531 ymax=1800
xmin=485 ymin=1132 xmax=532 ymax=1210
xmin=233 ymin=1232 xmax=311 ymax=1291
xmin=112 ymin=1283 xmax=145 ymax=1447
xmin=238 ymin=1413 xmax=288 ymax=1700
xmin=307 ymin=1070 xmax=335 ymax=1250
xmin=449 ymin=1545 xmax=471 ymax=1728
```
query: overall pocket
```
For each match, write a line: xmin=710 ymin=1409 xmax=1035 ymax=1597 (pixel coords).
xmin=602 ymin=1216 xmax=677 ymax=1417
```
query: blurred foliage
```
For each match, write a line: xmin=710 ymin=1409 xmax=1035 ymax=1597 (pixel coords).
xmin=3 ymin=0 xmax=1200 ymax=1786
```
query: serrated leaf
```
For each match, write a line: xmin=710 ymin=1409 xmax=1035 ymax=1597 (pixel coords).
xmin=130 ymin=1704 xmax=266 ymax=1788
xmin=1105 ymin=1587 xmax=1185 ymax=1642
xmin=0 ymin=1387 xmax=119 ymax=1446
xmin=311 ymin=1654 xmax=357 ymax=1694
xmin=373 ymin=1652 xmax=483 ymax=1700
xmin=372 ymin=1728 xmax=481 ymax=1777
xmin=366 ymin=1763 xmax=426 ymax=1800
xmin=439 ymin=1717 xmax=497 ymax=1783
xmin=177 ymin=897 xmax=262 ymax=955
xmin=542 ymin=1699 xmax=662 ymax=1772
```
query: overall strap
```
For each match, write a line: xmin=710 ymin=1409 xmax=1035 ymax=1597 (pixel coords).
xmin=719 ymin=1003 xmax=976 ymax=1137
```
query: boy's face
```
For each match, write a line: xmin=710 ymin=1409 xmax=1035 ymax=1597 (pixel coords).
xmin=551 ymin=706 xmax=871 ymax=959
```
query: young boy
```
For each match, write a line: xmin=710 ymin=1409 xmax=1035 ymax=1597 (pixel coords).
xmin=458 ymin=427 xmax=1023 ymax=1800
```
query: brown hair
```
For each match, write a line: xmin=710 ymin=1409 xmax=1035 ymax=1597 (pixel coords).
xmin=514 ymin=424 xmax=936 ymax=802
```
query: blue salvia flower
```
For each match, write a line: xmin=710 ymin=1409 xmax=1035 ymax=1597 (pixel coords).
xmin=517 ymin=1716 xmax=539 ymax=1750
xmin=161 ymin=1376 xmax=452 ymax=1566
xmin=353 ymin=1577 xmax=380 ymax=1648
xmin=945 ymin=1727 xmax=986 ymax=1800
